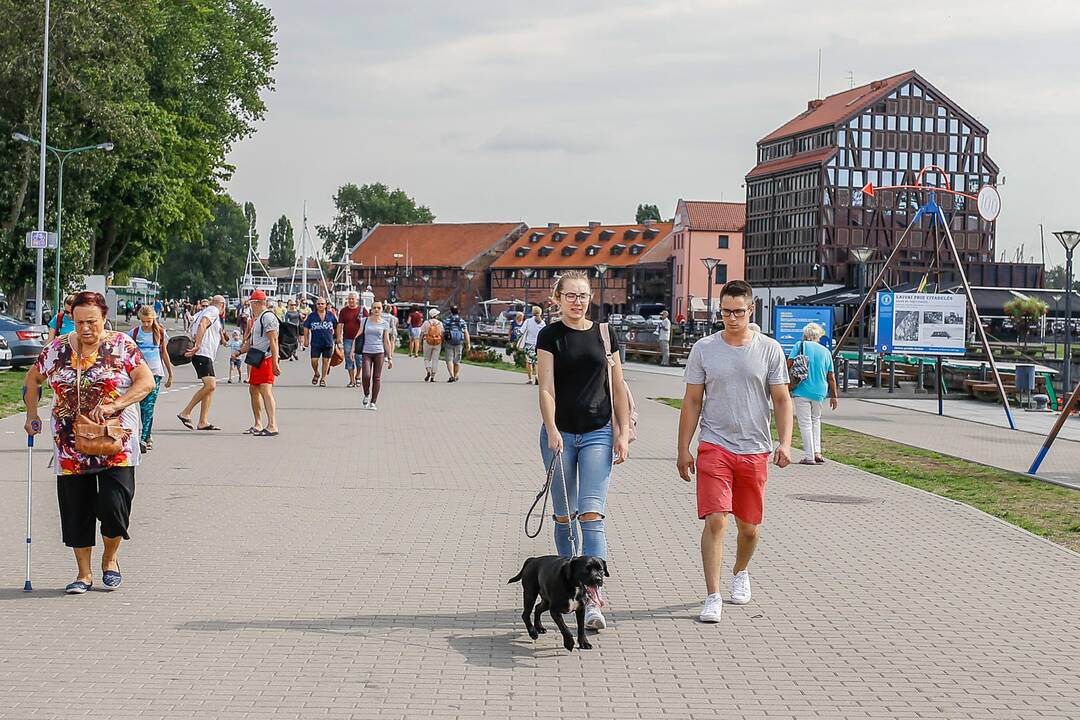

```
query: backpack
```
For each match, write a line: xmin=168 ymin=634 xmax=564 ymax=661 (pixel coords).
xmin=445 ymin=316 xmax=465 ymax=346
xmin=599 ymin=322 xmax=638 ymax=443
xmin=425 ymin=320 xmax=444 ymax=346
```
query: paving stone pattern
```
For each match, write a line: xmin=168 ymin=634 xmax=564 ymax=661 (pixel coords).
xmin=0 ymin=353 xmax=1077 ymax=719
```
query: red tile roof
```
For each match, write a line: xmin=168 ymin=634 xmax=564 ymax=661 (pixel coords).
xmin=492 ymin=222 xmax=674 ymax=270
xmin=759 ymin=70 xmax=915 ymax=143
xmin=350 ymin=222 xmax=526 ymax=269
xmin=745 ymin=146 xmax=837 ymax=179
xmin=678 ymin=201 xmax=745 ymax=232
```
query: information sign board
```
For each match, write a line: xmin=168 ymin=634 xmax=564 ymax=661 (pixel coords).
xmin=874 ymin=292 xmax=966 ymax=355
xmin=772 ymin=305 xmax=834 ymax=352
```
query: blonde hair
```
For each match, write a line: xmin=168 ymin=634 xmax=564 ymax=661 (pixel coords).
xmin=551 ymin=269 xmax=590 ymax=300
xmin=137 ymin=305 xmax=164 ymax=344
xmin=531 ymin=305 xmax=542 ymax=317
xmin=515 ymin=311 xmax=525 ymax=321
xmin=802 ymin=322 xmax=825 ymax=341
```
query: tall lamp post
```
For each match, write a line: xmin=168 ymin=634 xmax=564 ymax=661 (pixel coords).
xmin=464 ymin=271 xmax=475 ymax=318
xmin=701 ymin=258 xmax=720 ymax=329
xmin=13 ymin=133 xmax=113 ymax=313
xmin=421 ymin=273 xmax=431 ymax=304
xmin=1053 ymin=231 xmax=1080 ymax=395
xmin=594 ymin=263 xmax=609 ymax=321
xmin=521 ymin=267 xmax=535 ymax=312
xmin=850 ymin=246 xmax=875 ymax=388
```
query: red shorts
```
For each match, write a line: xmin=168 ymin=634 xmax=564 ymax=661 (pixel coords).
xmin=248 ymin=357 xmax=275 ymax=385
xmin=696 ymin=441 xmax=769 ymax=525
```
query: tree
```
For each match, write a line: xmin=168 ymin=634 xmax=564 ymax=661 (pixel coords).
xmin=244 ymin=202 xmax=258 ymax=246
xmin=158 ymin=195 xmax=249 ymax=299
xmin=268 ymin=215 xmax=295 ymax=267
xmin=316 ymin=183 xmax=435 ymax=260
xmin=636 ymin=203 xmax=662 ymax=224
xmin=0 ymin=0 xmax=277 ymax=303
xmin=1003 ymin=297 xmax=1047 ymax=348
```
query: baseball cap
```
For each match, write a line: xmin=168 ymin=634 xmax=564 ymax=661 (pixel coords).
xmin=250 ymin=290 xmax=267 ymax=301
xmin=428 ymin=308 xmax=440 ymax=318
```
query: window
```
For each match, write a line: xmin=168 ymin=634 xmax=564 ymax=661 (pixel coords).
xmin=714 ymin=264 xmax=728 ymax=284
xmin=560 ymin=246 xmax=577 ymax=257
xmin=718 ymin=235 xmax=729 ymax=249
xmin=515 ymin=246 xmax=530 ymax=257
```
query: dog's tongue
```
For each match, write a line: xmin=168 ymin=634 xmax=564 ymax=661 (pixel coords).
xmin=586 ymin=586 xmax=604 ymax=608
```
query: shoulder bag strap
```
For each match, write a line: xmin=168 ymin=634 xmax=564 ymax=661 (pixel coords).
xmin=599 ymin=322 xmax=618 ymax=429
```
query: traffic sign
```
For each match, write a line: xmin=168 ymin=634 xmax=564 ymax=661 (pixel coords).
xmin=976 ymin=185 xmax=1001 ymax=222
xmin=24 ymin=231 xmax=57 ymax=249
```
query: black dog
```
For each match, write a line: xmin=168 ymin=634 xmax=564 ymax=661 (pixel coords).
xmin=507 ymin=555 xmax=608 ymax=652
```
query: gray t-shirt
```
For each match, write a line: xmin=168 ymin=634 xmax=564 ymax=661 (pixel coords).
xmin=657 ymin=318 xmax=672 ymax=342
xmin=360 ymin=318 xmax=391 ymax=354
xmin=250 ymin=311 xmax=279 ymax=352
xmin=684 ymin=331 xmax=789 ymax=455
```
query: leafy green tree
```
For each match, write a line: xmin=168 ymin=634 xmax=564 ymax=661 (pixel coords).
xmin=1003 ymin=297 xmax=1047 ymax=348
xmin=317 ymin=183 xmax=435 ymax=260
xmin=158 ymin=195 xmax=249 ymax=299
xmin=268 ymin=215 xmax=295 ymax=267
xmin=636 ymin=203 xmax=662 ymax=224
xmin=0 ymin=0 xmax=277 ymax=303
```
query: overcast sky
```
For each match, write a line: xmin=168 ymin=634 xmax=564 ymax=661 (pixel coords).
xmin=226 ymin=0 xmax=1080 ymax=268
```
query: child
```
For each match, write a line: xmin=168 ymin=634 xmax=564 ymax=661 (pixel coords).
xmin=227 ymin=330 xmax=243 ymax=383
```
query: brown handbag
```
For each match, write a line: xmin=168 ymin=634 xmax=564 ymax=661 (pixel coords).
xmin=72 ymin=345 xmax=130 ymax=457
xmin=330 ymin=345 xmax=345 ymax=367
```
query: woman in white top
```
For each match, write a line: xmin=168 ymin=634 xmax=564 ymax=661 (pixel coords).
xmin=419 ymin=308 xmax=444 ymax=383
xmin=520 ymin=305 xmax=546 ymax=386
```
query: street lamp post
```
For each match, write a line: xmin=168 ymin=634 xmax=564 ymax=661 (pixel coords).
xmin=12 ymin=133 xmax=113 ymax=313
xmin=701 ymin=258 xmax=720 ymax=329
xmin=1052 ymin=294 xmax=1062 ymax=357
xmin=1054 ymin=231 xmax=1080 ymax=395
xmin=594 ymin=263 xmax=609 ymax=321
xmin=850 ymin=246 xmax=875 ymax=389
xmin=421 ymin=273 xmax=431 ymax=304
xmin=521 ymin=268 xmax=535 ymax=312
xmin=464 ymin=271 xmax=475 ymax=318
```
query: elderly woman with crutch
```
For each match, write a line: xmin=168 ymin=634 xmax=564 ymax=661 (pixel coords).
xmin=24 ymin=291 xmax=155 ymax=594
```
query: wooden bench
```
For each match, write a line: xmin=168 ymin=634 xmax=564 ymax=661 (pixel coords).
xmin=623 ymin=341 xmax=690 ymax=365
xmin=969 ymin=382 xmax=1017 ymax=402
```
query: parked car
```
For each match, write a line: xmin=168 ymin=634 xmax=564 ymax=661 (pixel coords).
xmin=607 ymin=313 xmax=624 ymax=326
xmin=624 ymin=314 xmax=647 ymax=326
xmin=0 ymin=335 xmax=12 ymax=371
xmin=0 ymin=314 xmax=47 ymax=367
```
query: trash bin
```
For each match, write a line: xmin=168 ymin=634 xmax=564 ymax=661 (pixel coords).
xmin=1015 ymin=364 xmax=1036 ymax=392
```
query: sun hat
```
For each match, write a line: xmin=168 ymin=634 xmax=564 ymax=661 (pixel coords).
xmin=428 ymin=308 xmax=440 ymax=318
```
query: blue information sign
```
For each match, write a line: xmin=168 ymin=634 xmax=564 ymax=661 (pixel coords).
xmin=772 ymin=305 xmax=834 ymax=352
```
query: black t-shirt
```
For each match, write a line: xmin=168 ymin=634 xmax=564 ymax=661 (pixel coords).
xmin=536 ymin=321 xmax=620 ymax=435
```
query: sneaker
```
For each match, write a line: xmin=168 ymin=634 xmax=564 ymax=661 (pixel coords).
xmin=362 ymin=395 xmax=370 ymax=406
xmin=699 ymin=593 xmax=723 ymax=623
xmin=730 ymin=570 xmax=752 ymax=605
xmin=584 ymin=604 xmax=606 ymax=631
xmin=368 ymin=403 xmax=378 ymax=411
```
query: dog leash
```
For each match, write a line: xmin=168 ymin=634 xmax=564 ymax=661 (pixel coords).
xmin=524 ymin=449 xmax=578 ymax=557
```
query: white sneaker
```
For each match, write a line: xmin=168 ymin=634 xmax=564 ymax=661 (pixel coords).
xmin=730 ymin=570 xmax=752 ymax=605
xmin=368 ymin=403 xmax=378 ymax=411
xmin=699 ymin=593 xmax=723 ymax=623
xmin=362 ymin=396 xmax=369 ymax=406
xmin=584 ymin=604 xmax=606 ymax=630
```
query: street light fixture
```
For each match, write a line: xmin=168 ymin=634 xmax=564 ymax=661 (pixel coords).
xmin=521 ymin=267 xmax=535 ymax=312
xmin=594 ymin=263 xmax=609 ymax=321
xmin=701 ymin=258 xmax=720 ymax=328
xmin=421 ymin=273 xmax=431 ymax=303
xmin=850 ymin=246 xmax=876 ymax=388
xmin=12 ymin=132 xmax=114 ymax=313
xmin=1054 ymin=230 xmax=1080 ymax=395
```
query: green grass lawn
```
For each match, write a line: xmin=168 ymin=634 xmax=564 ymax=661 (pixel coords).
xmin=0 ymin=369 xmax=35 ymax=420
xmin=654 ymin=397 xmax=1080 ymax=552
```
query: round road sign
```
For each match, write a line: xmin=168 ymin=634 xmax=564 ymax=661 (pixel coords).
xmin=976 ymin=186 xmax=1001 ymax=222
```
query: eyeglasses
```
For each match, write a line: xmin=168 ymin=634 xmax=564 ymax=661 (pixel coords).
xmin=561 ymin=292 xmax=592 ymax=303
xmin=720 ymin=308 xmax=749 ymax=318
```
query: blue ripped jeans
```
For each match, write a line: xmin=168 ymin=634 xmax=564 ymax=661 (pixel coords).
xmin=539 ymin=422 xmax=613 ymax=560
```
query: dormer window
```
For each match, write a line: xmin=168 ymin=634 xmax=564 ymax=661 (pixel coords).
xmin=610 ymin=244 xmax=626 ymax=256
xmin=643 ymin=228 xmax=659 ymax=240
xmin=599 ymin=229 xmax=615 ymax=240
xmin=529 ymin=232 xmax=544 ymax=243
xmin=585 ymin=245 xmax=602 ymax=256
xmin=538 ymin=245 xmax=555 ymax=257
xmin=629 ymin=244 xmax=645 ymax=255
xmin=561 ymin=245 xmax=577 ymax=257
xmin=623 ymin=229 xmax=641 ymax=240
xmin=575 ymin=230 xmax=591 ymax=242
xmin=551 ymin=231 xmax=567 ymax=242
xmin=515 ymin=246 xmax=530 ymax=257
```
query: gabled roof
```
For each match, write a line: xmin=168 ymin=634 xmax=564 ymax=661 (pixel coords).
xmin=677 ymin=201 xmax=746 ymax=232
xmin=746 ymin=147 xmax=837 ymax=179
xmin=350 ymin=222 xmax=526 ymax=269
xmin=759 ymin=70 xmax=916 ymax=143
xmin=492 ymin=222 xmax=674 ymax=270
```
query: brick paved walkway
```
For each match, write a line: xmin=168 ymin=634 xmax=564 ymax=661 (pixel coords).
xmin=0 ymin=354 xmax=1078 ymax=719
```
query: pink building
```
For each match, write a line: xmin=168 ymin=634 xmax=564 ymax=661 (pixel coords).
xmin=669 ymin=199 xmax=746 ymax=320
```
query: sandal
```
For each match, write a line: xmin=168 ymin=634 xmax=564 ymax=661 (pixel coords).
xmin=798 ymin=459 xmax=817 ymax=465
xmin=311 ymin=375 xmax=319 ymax=385
xmin=243 ymin=426 xmax=261 ymax=435
xmin=177 ymin=414 xmax=194 ymax=430
xmin=254 ymin=429 xmax=279 ymax=436
xmin=319 ymin=379 xmax=326 ymax=387
xmin=196 ymin=424 xmax=222 ymax=431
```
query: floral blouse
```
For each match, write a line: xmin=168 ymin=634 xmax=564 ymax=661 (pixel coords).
xmin=34 ymin=332 xmax=144 ymax=475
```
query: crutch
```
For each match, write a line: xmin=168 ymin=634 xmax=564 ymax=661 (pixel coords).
xmin=24 ymin=420 xmax=39 ymax=592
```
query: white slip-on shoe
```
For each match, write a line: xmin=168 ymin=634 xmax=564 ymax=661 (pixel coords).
xmin=368 ymin=403 xmax=378 ymax=411
xmin=730 ymin=570 xmax=752 ymax=605
xmin=584 ymin=603 xmax=607 ymax=631
xmin=362 ymin=395 xmax=370 ymax=406
xmin=699 ymin=593 xmax=722 ymax=623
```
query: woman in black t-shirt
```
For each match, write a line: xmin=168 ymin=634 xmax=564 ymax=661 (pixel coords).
xmin=536 ymin=270 xmax=630 ymax=632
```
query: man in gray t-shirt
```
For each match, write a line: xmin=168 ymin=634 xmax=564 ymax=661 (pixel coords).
xmin=244 ymin=291 xmax=280 ymax=436
xmin=676 ymin=280 xmax=792 ymax=625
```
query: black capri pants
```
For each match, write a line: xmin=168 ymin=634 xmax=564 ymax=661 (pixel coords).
xmin=56 ymin=466 xmax=136 ymax=548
